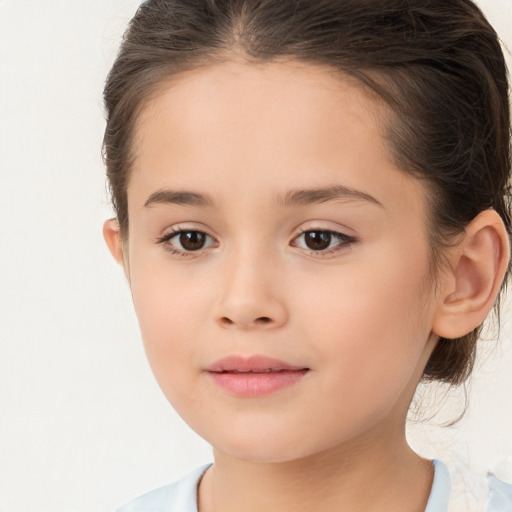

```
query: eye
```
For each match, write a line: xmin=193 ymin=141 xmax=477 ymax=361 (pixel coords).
xmin=293 ymin=229 xmax=355 ymax=253
xmin=157 ymin=229 xmax=217 ymax=254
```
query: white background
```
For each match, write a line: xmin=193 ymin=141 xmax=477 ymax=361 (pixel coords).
xmin=0 ymin=1 xmax=511 ymax=511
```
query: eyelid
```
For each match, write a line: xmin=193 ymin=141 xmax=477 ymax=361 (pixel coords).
xmin=156 ymin=228 xmax=214 ymax=243
xmin=291 ymin=226 xmax=357 ymax=256
xmin=156 ymin=224 xmax=218 ymax=256
xmin=156 ymin=222 xmax=216 ymax=241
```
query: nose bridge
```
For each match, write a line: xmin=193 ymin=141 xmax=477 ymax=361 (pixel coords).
xmin=216 ymin=239 xmax=288 ymax=330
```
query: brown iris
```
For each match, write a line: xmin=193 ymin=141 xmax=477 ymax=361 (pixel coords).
xmin=179 ymin=231 xmax=206 ymax=251
xmin=303 ymin=230 xmax=332 ymax=250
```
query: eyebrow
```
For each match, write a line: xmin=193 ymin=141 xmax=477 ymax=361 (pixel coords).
xmin=277 ymin=185 xmax=383 ymax=208
xmin=144 ymin=189 xmax=215 ymax=208
xmin=143 ymin=184 xmax=383 ymax=209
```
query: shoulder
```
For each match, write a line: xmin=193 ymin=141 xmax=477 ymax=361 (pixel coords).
xmin=486 ymin=458 xmax=512 ymax=512
xmin=115 ymin=464 xmax=212 ymax=512
xmin=442 ymin=458 xmax=512 ymax=512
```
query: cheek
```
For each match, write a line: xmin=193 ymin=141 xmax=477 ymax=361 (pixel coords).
xmin=301 ymin=247 xmax=434 ymax=399
xmin=128 ymin=257 xmax=210 ymax=391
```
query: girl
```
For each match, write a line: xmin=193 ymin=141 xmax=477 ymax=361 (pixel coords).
xmin=102 ymin=0 xmax=512 ymax=510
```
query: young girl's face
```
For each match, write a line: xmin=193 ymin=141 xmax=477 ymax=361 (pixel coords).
xmin=120 ymin=60 xmax=441 ymax=463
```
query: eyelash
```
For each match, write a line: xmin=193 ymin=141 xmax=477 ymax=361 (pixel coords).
xmin=293 ymin=228 xmax=356 ymax=257
xmin=156 ymin=228 xmax=217 ymax=257
xmin=156 ymin=228 xmax=356 ymax=257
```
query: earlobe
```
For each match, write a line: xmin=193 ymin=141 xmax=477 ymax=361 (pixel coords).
xmin=432 ymin=209 xmax=510 ymax=339
xmin=103 ymin=219 xmax=127 ymax=269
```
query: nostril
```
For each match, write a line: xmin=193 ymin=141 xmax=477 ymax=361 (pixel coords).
xmin=219 ymin=316 xmax=272 ymax=327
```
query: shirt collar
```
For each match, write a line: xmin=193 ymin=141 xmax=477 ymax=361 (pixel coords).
xmin=425 ymin=459 xmax=451 ymax=512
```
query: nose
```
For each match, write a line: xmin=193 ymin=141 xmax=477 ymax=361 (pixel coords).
xmin=214 ymin=249 xmax=289 ymax=331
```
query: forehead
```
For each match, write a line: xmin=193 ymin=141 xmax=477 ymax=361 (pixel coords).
xmin=129 ymin=60 xmax=424 ymax=218
xmin=137 ymin=59 xmax=377 ymax=121
xmin=132 ymin=60 xmax=389 ymax=161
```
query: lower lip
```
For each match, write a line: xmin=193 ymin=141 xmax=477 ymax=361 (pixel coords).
xmin=208 ymin=370 xmax=308 ymax=397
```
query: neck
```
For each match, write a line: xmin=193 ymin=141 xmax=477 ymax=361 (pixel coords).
xmin=199 ymin=430 xmax=433 ymax=512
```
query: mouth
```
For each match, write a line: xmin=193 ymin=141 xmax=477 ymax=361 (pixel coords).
xmin=218 ymin=369 xmax=298 ymax=373
xmin=206 ymin=355 xmax=309 ymax=397
xmin=206 ymin=354 xmax=308 ymax=373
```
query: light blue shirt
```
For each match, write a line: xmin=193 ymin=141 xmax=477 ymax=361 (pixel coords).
xmin=425 ymin=459 xmax=452 ymax=511
xmin=116 ymin=459 xmax=512 ymax=512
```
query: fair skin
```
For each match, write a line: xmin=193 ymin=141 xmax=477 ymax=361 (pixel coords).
xmin=104 ymin=60 xmax=510 ymax=512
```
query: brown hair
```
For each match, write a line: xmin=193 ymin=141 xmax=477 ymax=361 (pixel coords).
xmin=103 ymin=0 xmax=511 ymax=386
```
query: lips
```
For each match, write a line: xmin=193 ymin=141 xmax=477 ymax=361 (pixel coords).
xmin=207 ymin=355 xmax=307 ymax=373
xmin=206 ymin=355 xmax=309 ymax=397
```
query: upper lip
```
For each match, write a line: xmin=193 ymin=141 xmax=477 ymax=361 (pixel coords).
xmin=206 ymin=355 xmax=308 ymax=373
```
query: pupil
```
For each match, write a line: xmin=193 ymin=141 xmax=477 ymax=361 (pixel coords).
xmin=305 ymin=231 xmax=331 ymax=250
xmin=180 ymin=231 xmax=205 ymax=251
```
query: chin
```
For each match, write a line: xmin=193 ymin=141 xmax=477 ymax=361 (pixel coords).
xmin=207 ymin=427 xmax=339 ymax=465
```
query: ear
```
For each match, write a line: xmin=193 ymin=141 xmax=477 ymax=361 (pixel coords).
xmin=432 ymin=209 xmax=510 ymax=339
xmin=103 ymin=219 xmax=130 ymax=280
